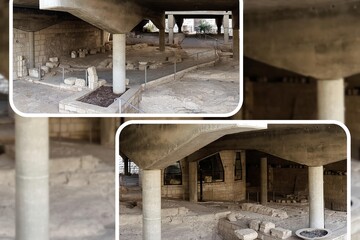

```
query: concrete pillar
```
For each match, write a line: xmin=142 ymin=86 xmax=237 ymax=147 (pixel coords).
xmin=113 ymin=33 xmax=126 ymax=94
xmin=175 ymin=17 xmax=184 ymax=33
xmin=15 ymin=116 xmax=49 ymax=240
xmin=100 ymin=118 xmax=116 ymax=146
xmin=223 ymin=15 xmax=229 ymax=44
xmin=168 ymin=15 xmax=175 ymax=44
xmin=189 ymin=161 xmax=198 ymax=202
xmin=317 ymin=79 xmax=345 ymax=122
xmin=260 ymin=157 xmax=268 ymax=205
xmin=159 ymin=28 xmax=165 ymax=51
xmin=233 ymin=29 xmax=239 ymax=61
xmin=308 ymin=166 xmax=325 ymax=228
xmin=232 ymin=9 xmax=240 ymax=61
xmin=142 ymin=169 xmax=161 ymax=240
xmin=215 ymin=17 xmax=222 ymax=35
xmin=28 ymin=32 xmax=35 ymax=68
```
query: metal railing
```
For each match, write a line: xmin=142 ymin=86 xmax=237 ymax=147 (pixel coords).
xmin=116 ymin=97 xmax=145 ymax=114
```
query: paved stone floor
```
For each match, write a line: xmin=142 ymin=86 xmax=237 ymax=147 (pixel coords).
xmin=352 ymin=160 xmax=360 ymax=237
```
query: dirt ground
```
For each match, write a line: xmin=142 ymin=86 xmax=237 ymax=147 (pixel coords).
xmin=0 ymin=141 xmax=115 ymax=240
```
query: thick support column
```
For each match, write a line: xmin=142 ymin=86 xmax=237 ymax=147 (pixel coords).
xmin=113 ymin=33 xmax=126 ymax=94
xmin=15 ymin=116 xmax=49 ymax=240
xmin=175 ymin=17 xmax=183 ymax=33
xmin=100 ymin=118 xmax=116 ymax=146
xmin=308 ymin=166 xmax=325 ymax=228
xmin=28 ymin=32 xmax=35 ymax=68
xmin=142 ymin=169 xmax=161 ymax=240
xmin=215 ymin=17 xmax=223 ymax=35
xmin=233 ymin=29 xmax=239 ymax=61
xmin=159 ymin=28 xmax=165 ymax=51
xmin=223 ymin=15 xmax=229 ymax=44
xmin=317 ymin=79 xmax=344 ymax=122
xmin=189 ymin=161 xmax=198 ymax=202
xmin=232 ymin=9 xmax=240 ymax=61
xmin=260 ymin=157 xmax=268 ymax=205
xmin=168 ymin=15 xmax=175 ymax=45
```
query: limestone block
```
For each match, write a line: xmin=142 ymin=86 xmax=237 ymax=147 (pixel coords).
xmin=259 ymin=221 xmax=275 ymax=234
xmin=17 ymin=55 xmax=24 ymax=61
xmin=71 ymin=51 xmax=77 ymax=58
xmin=79 ymin=51 xmax=86 ymax=58
xmin=28 ymin=68 xmax=44 ymax=78
xmin=126 ymin=78 xmax=129 ymax=86
xmin=46 ymin=62 xmax=59 ymax=68
xmin=249 ymin=220 xmax=261 ymax=231
xmin=89 ymin=81 xmax=98 ymax=90
xmin=87 ymin=66 xmax=98 ymax=77
xmin=234 ymin=229 xmax=258 ymax=240
xmin=41 ymin=65 xmax=50 ymax=73
xmin=75 ymin=78 xmax=86 ymax=87
xmin=98 ymin=79 xmax=107 ymax=87
xmin=49 ymin=57 xmax=58 ymax=62
xmin=64 ymin=77 xmax=77 ymax=85
xmin=271 ymin=227 xmax=292 ymax=239
xmin=126 ymin=62 xmax=135 ymax=70
xmin=227 ymin=213 xmax=237 ymax=222
xmin=90 ymin=49 xmax=97 ymax=55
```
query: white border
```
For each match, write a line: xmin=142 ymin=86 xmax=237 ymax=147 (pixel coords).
xmin=8 ymin=0 xmax=244 ymax=118
xmin=115 ymin=120 xmax=351 ymax=240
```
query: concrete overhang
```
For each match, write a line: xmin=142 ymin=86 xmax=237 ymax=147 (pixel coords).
xmin=120 ymin=123 xmax=267 ymax=170
xmin=244 ymin=0 xmax=360 ymax=79
xmin=187 ymin=124 xmax=347 ymax=167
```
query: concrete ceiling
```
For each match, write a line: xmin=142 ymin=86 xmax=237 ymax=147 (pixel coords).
xmin=13 ymin=0 xmax=238 ymax=11
xmin=120 ymin=123 xmax=267 ymax=169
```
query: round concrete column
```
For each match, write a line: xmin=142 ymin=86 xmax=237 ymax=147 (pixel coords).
xmin=260 ymin=157 xmax=268 ymax=205
xmin=223 ymin=15 xmax=229 ymax=44
xmin=317 ymin=79 xmax=344 ymax=122
xmin=233 ymin=29 xmax=239 ymax=61
xmin=189 ymin=161 xmax=198 ymax=202
xmin=142 ymin=169 xmax=161 ymax=240
xmin=159 ymin=28 xmax=165 ymax=51
xmin=113 ymin=33 xmax=126 ymax=94
xmin=308 ymin=166 xmax=325 ymax=228
xmin=168 ymin=15 xmax=175 ymax=45
xmin=15 ymin=116 xmax=49 ymax=240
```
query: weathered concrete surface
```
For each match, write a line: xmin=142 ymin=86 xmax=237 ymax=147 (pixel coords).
xmin=0 ymin=0 xmax=9 ymax=78
xmin=120 ymin=124 xmax=267 ymax=169
xmin=187 ymin=124 xmax=347 ymax=166
xmin=39 ymin=0 xmax=159 ymax=33
xmin=244 ymin=0 xmax=360 ymax=79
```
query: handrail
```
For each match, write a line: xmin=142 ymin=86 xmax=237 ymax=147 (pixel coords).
xmin=116 ymin=97 xmax=145 ymax=113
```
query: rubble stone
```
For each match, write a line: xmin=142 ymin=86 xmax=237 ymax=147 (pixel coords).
xmin=75 ymin=78 xmax=86 ymax=87
xmin=46 ymin=62 xmax=59 ymax=68
xmin=64 ymin=77 xmax=77 ymax=85
xmin=234 ymin=229 xmax=258 ymax=240
xmin=28 ymin=68 xmax=44 ymax=78
xmin=41 ymin=66 xmax=50 ymax=73
xmin=271 ymin=227 xmax=292 ymax=239
xmin=49 ymin=57 xmax=59 ymax=62
xmin=227 ymin=213 xmax=237 ymax=222
xmin=259 ymin=221 xmax=275 ymax=234
xmin=71 ymin=51 xmax=77 ymax=58
xmin=249 ymin=220 xmax=261 ymax=231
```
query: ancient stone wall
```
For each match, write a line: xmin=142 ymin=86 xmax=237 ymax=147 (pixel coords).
xmin=13 ymin=20 xmax=101 ymax=78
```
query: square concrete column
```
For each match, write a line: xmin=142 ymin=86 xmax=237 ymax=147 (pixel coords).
xmin=142 ymin=169 xmax=161 ymax=240
xmin=308 ymin=166 xmax=325 ymax=228
xmin=223 ymin=14 xmax=229 ymax=44
xmin=260 ymin=157 xmax=268 ymax=205
xmin=317 ymin=79 xmax=344 ymax=122
xmin=15 ymin=116 xmax=49 ymax=240
xmin=232 ymin=9 xmax=240 ymax=61
xmin=159 ymin=28 xmax=165 ymax=51
xmin=113 ymin=33 xmax=126 ymax=94
xmin=28 ymin=32 xmax=35 ymax=68
xmin=168 ymin=15 xmax=175 ymax=45
xmin=189 ymin=161 xmax=198 ymax=202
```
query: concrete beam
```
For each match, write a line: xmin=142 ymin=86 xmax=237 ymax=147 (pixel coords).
xmin=244 ymin=1 xmax=360 ymax=79
xmin=187 ymin=125 xmax=347 ymax=167
xmin=40 ymin=0 xmax=159 ymax=33
xmin=120 ymin=124 xmax=267 ymax=170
